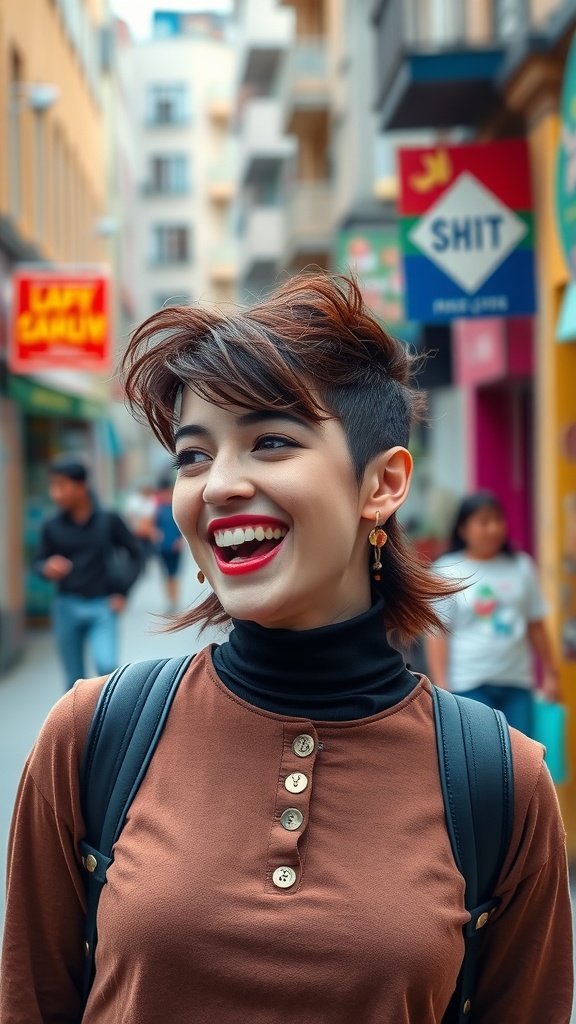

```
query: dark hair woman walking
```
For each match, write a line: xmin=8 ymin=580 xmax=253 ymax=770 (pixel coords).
xmin=426 ymin=491 xmax=559 ymax=736
xmin=0 ymin=276 xmax=571 ymax=1023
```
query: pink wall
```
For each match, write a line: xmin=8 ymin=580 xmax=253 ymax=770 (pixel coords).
xmin=455 ymin=317 xmax=535 ymax=554
xmin=474 ymin=384 xmax=534 ymax=554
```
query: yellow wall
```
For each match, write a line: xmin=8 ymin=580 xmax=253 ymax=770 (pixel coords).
xmin=0 ymin=0 xmax=107 ymax=264
xmin=525 ymin=107 xmax=576 ymax=856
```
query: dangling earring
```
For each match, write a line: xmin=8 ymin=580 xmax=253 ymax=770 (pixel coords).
xmin=197 ymin=571 xmax=205 ymax=584
xmin=368 ymin=512 xmax=387 ymax=582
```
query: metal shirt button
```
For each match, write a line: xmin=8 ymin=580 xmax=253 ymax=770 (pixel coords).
xmin=292 ymin=734 xmax=315 ymax=757
xmin=284 ymin=771 xmax=308 ymax=793
xmin=272 ymin=866 xmax=297 ymax=889
xmin=280 ymin=807 xmax=304 ymax=831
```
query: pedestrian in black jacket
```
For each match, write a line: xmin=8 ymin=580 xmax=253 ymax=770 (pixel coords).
xmin=34 ymin=456 xmax=142 ymax=689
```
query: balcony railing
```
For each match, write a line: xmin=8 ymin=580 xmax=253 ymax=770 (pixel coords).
xmin=207 ymin=145 xmax=237 ymax=203
xmin=241 ymin=206 xmax=284 ymax=282
xmin=279 ymin=37 xmax=330 ymax=132
xmin=239 ymin=97 xmax=295 ymax=183
xmin=206 ymin=85 xmax=233 ymax=124
xmin=237 ymin=0 xmax=294 ymax=88
xmin=374 ymin=0 xmax=505 ymax=129
xmin=209 ymin=241 xmax=238 ymax=284
xmin=283 ymin=180 xmax=333 ymax=264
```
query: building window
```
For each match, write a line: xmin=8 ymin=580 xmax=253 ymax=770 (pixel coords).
xmin=147 ymin=83 xmax=189 ymax=126
xmin=150 ymin=225 xmax=191 ymax=264
xmin=147 ymin=154 xmax=189 ymax=195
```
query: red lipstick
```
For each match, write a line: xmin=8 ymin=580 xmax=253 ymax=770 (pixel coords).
xmin=212 ymin=540 xmax=285 ymax=576
xmin=207 ymin=514 xmax=289 ymax=577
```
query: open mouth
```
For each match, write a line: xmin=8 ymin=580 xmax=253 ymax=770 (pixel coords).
xmin=210 ymin=521 xmax=289 ymax=575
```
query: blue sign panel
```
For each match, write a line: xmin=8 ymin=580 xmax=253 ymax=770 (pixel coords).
xmin=402 ymin=247 xmax=537 ymax=323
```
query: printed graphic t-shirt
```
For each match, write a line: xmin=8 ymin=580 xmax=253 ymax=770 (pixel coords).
xmin=433 ymin=552 xmax=546 ymax=693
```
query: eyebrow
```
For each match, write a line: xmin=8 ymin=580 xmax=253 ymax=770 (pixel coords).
xmin=173 ymin=410 xmax=314 ymax=444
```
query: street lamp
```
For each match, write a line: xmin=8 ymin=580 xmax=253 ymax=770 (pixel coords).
xmin=26 ymin=83 xmax=60 ymax=113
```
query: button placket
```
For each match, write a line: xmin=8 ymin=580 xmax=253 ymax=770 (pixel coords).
xmin=265 ymin=723 xmax=319 ymax=894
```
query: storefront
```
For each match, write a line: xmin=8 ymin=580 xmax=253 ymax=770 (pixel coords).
xmin=0 ymin=373 xmax=106 ymax=664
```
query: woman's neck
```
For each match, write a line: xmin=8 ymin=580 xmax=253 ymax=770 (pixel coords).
xmin=211 ymin=596 xmax=418 ymax=721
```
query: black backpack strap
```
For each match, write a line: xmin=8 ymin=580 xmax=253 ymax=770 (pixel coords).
xmin=79 ymin=654 xmax=193 ymax=1007
xmin=431 ymin=686 xmax=514 ymax=1023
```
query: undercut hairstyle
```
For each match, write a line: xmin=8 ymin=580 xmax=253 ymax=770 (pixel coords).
xmin=122 ymin=272 xmax=459 ymax=644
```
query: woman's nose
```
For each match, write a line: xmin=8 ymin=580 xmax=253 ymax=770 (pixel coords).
xmin=201 ymin=454 xmax=255 ymax=505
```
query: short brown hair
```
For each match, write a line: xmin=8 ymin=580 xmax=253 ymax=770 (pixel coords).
xmin=122 ymin=272 xmax=455 ymax=643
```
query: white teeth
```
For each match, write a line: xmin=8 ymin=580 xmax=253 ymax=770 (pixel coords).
xmin=213 ymin=524 xmax=288 ymax=547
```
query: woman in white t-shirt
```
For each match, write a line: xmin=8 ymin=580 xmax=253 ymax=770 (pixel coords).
xmin=426 ymin=491 xmax=559 ymax=736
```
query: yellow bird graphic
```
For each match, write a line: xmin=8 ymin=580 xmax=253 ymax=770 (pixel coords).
xmin=409 ymin=149 xmax=453 ymax=193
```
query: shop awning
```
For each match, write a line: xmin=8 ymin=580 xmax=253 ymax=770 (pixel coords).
xmin=5 ymin=374 xmax=105 ymax=419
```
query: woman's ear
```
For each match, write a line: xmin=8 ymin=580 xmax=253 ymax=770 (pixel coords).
xmin=361 ymin=446 xmax=413 ymax=523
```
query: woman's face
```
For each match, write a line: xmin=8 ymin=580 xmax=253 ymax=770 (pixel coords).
xmin=172 ymin=389 xmax=407 ymax=630
xmin=458 ymin=505 xmax=507 ymax=560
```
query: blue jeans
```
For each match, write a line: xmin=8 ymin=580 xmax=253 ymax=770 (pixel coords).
xmin=52 ymin=594 xmax=119 ymax=690
xmin=453 ymin=684 xmax=533 ymax=737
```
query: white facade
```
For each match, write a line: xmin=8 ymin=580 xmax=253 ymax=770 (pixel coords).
xmin=235 ymin=0 xmax=295 ymax=298
xmin=132 ymin=31 xmax=236 ymax=322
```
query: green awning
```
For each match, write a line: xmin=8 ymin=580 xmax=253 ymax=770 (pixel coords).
xmin=6 ymin=374 xmax=105 ymax=419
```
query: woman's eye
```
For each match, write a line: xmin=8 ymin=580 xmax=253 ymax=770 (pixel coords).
xmin=253 ymin=435 xmax=300 ymax=452
xmin=171 ymin=449 xmax=210 ymax=469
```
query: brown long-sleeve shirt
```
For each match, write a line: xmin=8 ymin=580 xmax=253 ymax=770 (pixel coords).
xmin=0 ymin=648 xmax=572 ymax=1022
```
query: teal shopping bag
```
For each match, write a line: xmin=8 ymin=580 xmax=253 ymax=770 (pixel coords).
xmin=532 ymin=700 xmax=569 ymax=784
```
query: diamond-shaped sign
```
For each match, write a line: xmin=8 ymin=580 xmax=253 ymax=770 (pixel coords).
xmin=408 ymin=172 xmax=528 ymax=294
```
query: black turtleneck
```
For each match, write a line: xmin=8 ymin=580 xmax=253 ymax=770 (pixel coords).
xmin=211 ymin=597 xmax=418 ymax=721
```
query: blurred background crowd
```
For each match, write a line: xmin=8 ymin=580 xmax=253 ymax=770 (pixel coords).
xmin=0 ymin=0 xmax=575 ymax=857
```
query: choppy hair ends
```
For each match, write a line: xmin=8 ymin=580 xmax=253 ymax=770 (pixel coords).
xmin=122 ymin=272 xmax=459 ymax=643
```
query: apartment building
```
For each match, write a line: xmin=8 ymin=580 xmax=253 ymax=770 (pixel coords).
xmin=0 ymin=0 xmax=110 ymax=667
xmin=131 ymin=11 xmax=236 ymax=329
xmin=373 ymin=0 xmax=576 ymax=847
xmin=236 ymin=0 xmax=295 ymax=300
xmin=277 ymin=0 xmax=335 ymax=273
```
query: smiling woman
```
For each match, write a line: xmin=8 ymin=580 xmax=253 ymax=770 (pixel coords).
xmin=0 ymin=273 xmax=572 ymax=1024
xmin=120 ymin=273 xmax=455 ymax=638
